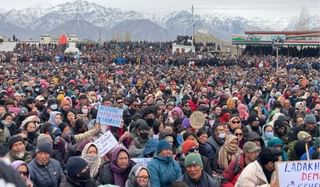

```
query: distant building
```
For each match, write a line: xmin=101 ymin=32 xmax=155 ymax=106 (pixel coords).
xmin=172 ymin=43 xmax=195 ymax=54
xmin=40 ymin=34 xmax=52 ymax=44
xmin=0 ymin=35 xmax=10 ymax=42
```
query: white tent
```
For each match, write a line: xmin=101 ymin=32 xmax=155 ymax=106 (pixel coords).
xmin=64 ymin=42 xmax=81 ymax=54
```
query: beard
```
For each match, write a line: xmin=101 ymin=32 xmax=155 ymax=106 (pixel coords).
xmin=14 ymin=151 xmax=25 ymax=159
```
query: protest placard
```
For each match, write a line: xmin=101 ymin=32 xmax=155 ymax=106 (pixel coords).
xmin=131 ymin=158 xmax=153 ymax=167
xmin=97 ymin=105 xmax=123 ymax=127
xmin=190 ymin=111 xmax=206 ymax=129
xmin=276 ymin=159 xmax=320 ymax=187
xmin=94 ymin=130 xmax=118 ymax=157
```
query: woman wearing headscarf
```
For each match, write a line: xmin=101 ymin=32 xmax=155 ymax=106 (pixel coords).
xmin=125 ymin=164 xmax=151 ymax=187
xmin=11 ymin=160 xmax=33 ymax=187
xmin=81 ymin=143 xmax=103 ymax=179
xmin=267 ymin=137 xmax=288 ymax=161
xmin=217 ymin=135 xmax=241 ymax=173
xmin=48 ymin=111 xmax=63 ymax=126
xmin=97 ymin=146 xmax=135 ymax=187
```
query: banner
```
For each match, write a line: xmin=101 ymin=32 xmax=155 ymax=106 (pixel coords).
xmin=94 ymin=130 xmax=118 ymax=157
xmin=131 ymin=158 xmax=153 ymax=167
xmin=276 ymin=159 xmax=320 ymax=187
xmin=97 ymin=105 xmax=123 ymax=127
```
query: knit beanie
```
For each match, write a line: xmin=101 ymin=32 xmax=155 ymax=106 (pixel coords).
xmin=66 ymin=156 xmax=88 ymax=177
xmin=37 ymin=134 xmax=53 ymax=145
xmin=297 ymin=131 xmax=311 ymax=141
xmin=35 ymin=143 xmax=53 ymax=155
xmin=313 ymin=137 xmax=320 ymax=148
xmin=185 ymin=153 xmax=203 ymax=168
xmin=157 ymin=140 xmax=171 ymax=153
xmin=182 ymin=140 xmax=198 ymax=155
xmin=304 ymin=114 xmax=316 ymax=124
xmin=8 ymin=135 xmax=24 ymax=150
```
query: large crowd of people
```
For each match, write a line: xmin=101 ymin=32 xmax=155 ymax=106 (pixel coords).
xmin=0 ymin=41 xmax=319 ymax=187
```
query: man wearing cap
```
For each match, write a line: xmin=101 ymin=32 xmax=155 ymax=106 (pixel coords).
xmin=222 ymin=141 xmax=261 ymax=187
xmin=179 ymin=140 xmax=212 ymax=175
xmin=147 ymin=140 xmax=182 ymax=187
xmin=290 ymin=114 xmax=319 ymax=142
xmin=28 ymin=143 xmax=66 ymax=187
xmin=244 ymin=115 xmax=262 ymax=136
xmin=235 ymin=147 xmax=282 ymax=187
xmin=177 ymin=153 xmax=220 ymax=187
xmin=3 ymin=135 xmax=32 ymax=163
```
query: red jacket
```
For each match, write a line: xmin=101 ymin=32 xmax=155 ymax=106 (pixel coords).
xmin=222 ymin=153 xmax=245 ymax=187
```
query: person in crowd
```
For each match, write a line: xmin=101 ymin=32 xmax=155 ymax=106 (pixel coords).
xmin=20 ymin=115 xmax=40 ymax=146
xmin=0 ymin=112 xmax=17 ymax=143
xmin=261 ymin=124 xmax=274 ymax=147
xmin=0 ymin=160 xmax=28 ymax=187
xmin=228 ymin=117 xmax=242 ymax=134
xmin=177 ymin=153 xmax=220 ymax=187
xmin=233 ymin=127 xmax=245 ymax=149
xmin=222 ymin=141 xmax=261 ymax=187
xmin=235 ymin=147 xmax=282 ymax=187
xmin=3 ymin=135 xmax=32 ymax=163
xmin=300 ymin=137 xmax=320 ymax=160
xmin=244 ymin=115 xmax=262 ymax=136
xmin=273 ymin=116 xmax=291 ymax=145
xmin=64 ymin=156 xmax=98 ymax=187
xmin=28 ymin=143 xmax=66 ymax=187
xmin=11 ymin=160 xmax=33 ymax=187
xmin=196 ymin=127 xmax=213 ymax=160
xmin=207 ymin=123 xmax=225 ymax=168
xmin=267 ymin=137 xmax=288 ymax=161
xmin=128 ymin=120 xmax=151 ymax=157
xmin=97 ymin=146 xmax=135 ymax=187
xmin=290 ymin=114 xmax=319 ymax=141
xmin=125 ymin=164 xmax=151 ymax=187
xmin=179 ymin=139 xmax=212 ymax=175
xmin=81 ymin=142 xmax=102 ymax=179
xmin=287 ymin=131 xmax=312 ymax=160
xmin=216 ymin=135 xmax=241 ymax=173
xmin=147 ymin=140 xmax=182 ymax=187
xmin=246 ymin=131 xmax=265 ymax=150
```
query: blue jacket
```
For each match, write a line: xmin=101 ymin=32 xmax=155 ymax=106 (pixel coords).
xmin=301 ymin=147 xmax=316 ymax=160
xmin=147 ymin=155 xmax=182 ymax=187
xmin=28 ymin=158 xmax=65 ymax=187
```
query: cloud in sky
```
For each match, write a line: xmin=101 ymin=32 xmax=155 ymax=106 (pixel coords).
xmin=1 ymin=0 xmax=319 ymax=18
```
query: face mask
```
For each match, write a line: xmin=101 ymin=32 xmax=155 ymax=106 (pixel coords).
xmin=265 ymin=132 xmax=274 ymax=139
xmin=218 ymin=132 xmax=226 ymax=139
xmin=81 ymin=108 xmax=89 ymax=114
xmin=139 ymin=132 xmax=149 ymax=139
xmin=50 ymin=104 xmax=58 ymax=110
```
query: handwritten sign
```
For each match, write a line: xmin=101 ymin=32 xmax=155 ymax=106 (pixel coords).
xmin=190 ymin=111 xmax=206 ymax=129
xmin=131 ymin=158 xmax=153 ymax=167
xmin=276 ymin=159 xmax=320 ymax=187
xmin=94 ymin=130 xmax=118 ymax=157
xmin=97 ymin=105 xmax=123 ymax=127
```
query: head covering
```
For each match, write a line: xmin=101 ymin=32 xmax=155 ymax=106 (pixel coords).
xmin=81 ymin=142 xmax=102 ymax=178
xmin=258 ymin=147 xmax=282 ymax=165
xmin=182 ymin=140 xmax=198 ymax=155
xmin=157 ymin=140 xmax=172 ymax=154
xmin=182 ymin=118 xmax=191 ymax=129
xmin=21 ymin=115 xmax=40 ymax=129
xmin=218 ymin=135 xmax=240 ymax=169
xmin=8 ymin=135 xmax=24 ymax=150
xmin=185 ymin=153 xmax=203 ymax=168
xmin=37 ymin=134 xmax=53 ymax=145
xmin=66 ymin=156 xmax=88 ymax=177
xmin=126 ymin=164 xmax=151 ymax=187
xmin=313 ymin=137 xmax=320 ymax=148
xmin=304 ymin=114 xmax=316 ymax=124
xmin=35 ymin=143 xmax=53 ymax=155
xmin=48 ymin=111 xmax=62 ymax=126
xmin=247 ymin=115 xmax=259 ymax=124
xmin=297 ymin=131 xmax=312 ymax=141
xmin=267 ymin=137 xmax=283 ymax=147
xmin=243 ymin=141 xmax=261 ymax=153
xmin=171 ymin=107 xmax=184 ymax=118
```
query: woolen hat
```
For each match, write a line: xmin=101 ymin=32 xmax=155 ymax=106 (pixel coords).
xmin=182 ymin=140 xmax=198 ymax=155
xmin=243 ymin=141 xmax=261 ymax=153
xmin=304 ymin=114 xmax=316 ymax=124
xmin=157 ymin=140 xmax=171 ymax=153
xmin=66 ymin=156 xmax=88 ymax=177
xmin=185 ymin=153 xmax=203 ymax=168
xmin=35 ymin=143 xmax=53 ymax=155
xmin=8 ymin=135 xmax=24 ymax=150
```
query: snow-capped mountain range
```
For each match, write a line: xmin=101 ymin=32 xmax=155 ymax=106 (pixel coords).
xmin=0 ymin=0 xmax=319 ymax=41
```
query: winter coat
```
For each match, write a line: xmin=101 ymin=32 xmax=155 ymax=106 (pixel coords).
xmin=125 ymin=164 xmax=151 ymax=187
xmin=222 ymin=153 xmax=246 ymax=187
xmin=28 ymin=158 xmax=66 ymax=187
xmin=177 ymin=171 xmax=220 ymax=187
xmin=235 ymin=160 xmax=270 ymax=187
xmin=147 ymin=155 xmax=182 ymax=187
xmin=3 ymin=151 xmax=33 ymax=163
xmin=178 ymin=155 xmax=212 ymax=175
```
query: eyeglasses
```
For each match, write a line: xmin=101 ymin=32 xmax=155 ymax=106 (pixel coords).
xmin=136 ymin=176 xmax=149 ymax=180
xmin=235 ymin=133 xmax=243 ymax=136
xmin=117 ymin=101 xmax=123 ymax=104
xmin=19 ymin=171 xmax=29 ymax=177
xmin=232 ymin=121 xmax=241 ymax=124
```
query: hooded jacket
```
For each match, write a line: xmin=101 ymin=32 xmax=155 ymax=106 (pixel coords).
xmin=125 ymin=164 xmax=151 ymax=187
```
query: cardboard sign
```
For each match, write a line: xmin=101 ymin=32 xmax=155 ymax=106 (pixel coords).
xmin=97 ymin=105 xmax=123 ymax=127
xmin=94 ymin=130 xmax=118 ymax=157
xmin=131 ymin=158 xmax=153 ymax=167
xmin=276 ymin=159 xmax=320 ymax=187
xmin=190 ymin=111 xmax=206 ymax=129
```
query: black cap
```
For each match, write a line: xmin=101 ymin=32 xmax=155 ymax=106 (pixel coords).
xmin=8 ymin=135 xmax=24 ymax=150
xmin=258 ymin=147 xmax=282 ymax=165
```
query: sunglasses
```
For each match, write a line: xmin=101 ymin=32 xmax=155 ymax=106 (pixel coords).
xmin=19 ymin=171 xmax=29 ymax=177
xmin=117 ymin=101 xmax=123 ymax=104
xmin=235 ymin=133 xmax=243 ymax=136
xmin=232 ymin=121 xmax=241 ymax=124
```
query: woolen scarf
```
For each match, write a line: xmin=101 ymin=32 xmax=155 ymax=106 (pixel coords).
xmin=81 ymin=143 xmax=102 ymax=178
xmin=110 ymin=146 xmax=131 ymax=187
xmin=218 ymin=135 xmax=240 ymax=169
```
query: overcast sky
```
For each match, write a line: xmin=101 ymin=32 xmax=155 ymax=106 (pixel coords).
xmin=1 ymin=0 xmax=319 ymax=18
